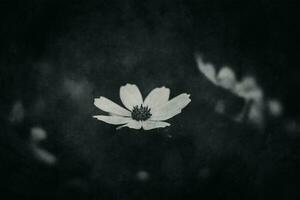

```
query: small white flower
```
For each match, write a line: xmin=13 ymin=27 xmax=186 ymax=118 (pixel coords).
xmin=93 ymin=84 xmax=191 ymax=130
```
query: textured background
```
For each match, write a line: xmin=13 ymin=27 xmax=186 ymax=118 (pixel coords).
xmin=0 ymin=0 xmax=299 ymax=199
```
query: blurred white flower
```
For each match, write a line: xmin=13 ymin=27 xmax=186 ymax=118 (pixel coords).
xmin=196 ymin=55 xmax=266 ymax=127
xmin=267 ymin=99 xmax=283 ymax=117
xmin=30 ymin=127 xmax=57 ymax=165
xmin=93 ymin=83 xmax=191 ymax=130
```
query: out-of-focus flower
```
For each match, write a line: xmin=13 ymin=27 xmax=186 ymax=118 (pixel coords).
xmin=93 ymin=83 xmax=191 ymax=130
xmin=267 ymin=99 xmax=283 ymax=117
xmin=196 ymin=55 xmax=267 ymax=128
xmin=30 ymin=127 xmax=57 ymax=165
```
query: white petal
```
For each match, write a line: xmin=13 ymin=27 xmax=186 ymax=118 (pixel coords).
xmin=120 ymin=84 xmax=143 ymax=111
xmin=234 ymin=76 xmax=257 ymax=95
xmin=217 ymin=66 xmax=236 ymax=90
xmin=143 ymin=87 xmax=170 ymax=109
xmin=151 ymin=93 xmax=191 ymax=121
xmin=94 ymin=97 xmax=131 ymax=116
xmin=33 ymin=147 xmax=57 ymax=165
xmin=142 ymin=121 xmax=170 ymax=130
xmin=234 ymin=77 xmax=263 ymax=102
xmin=267 ymin=99 xmax=283 ymax=117
xmin=116 ymin=120 xmax=142 ymax=130
xmin=93 ymin=115 xmax=132 ymax=125
xmin=196 ymin=55 xmax=217 ymax=84
xmin=30 ymin=127 xmax=47 ymax=142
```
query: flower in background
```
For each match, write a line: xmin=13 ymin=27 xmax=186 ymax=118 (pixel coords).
xmin=196 ymin=55 xmax=237 ymax=91
xmin=8 ymin=100 xmax=57 ymax=165
xmin=267 ymin=99 xmax=283 ymax=117
xmin=235 ymin=76 xmax=265 ymax=127
xmin=196 ymin=55 xmax=270 ymax=128
xmin=196 ymin=55 xmax=218 ymax=85
xmin=93 ymin=83 xmax=191 ymax=130
xmin=30 ymin=127 xmax=57 ymax=165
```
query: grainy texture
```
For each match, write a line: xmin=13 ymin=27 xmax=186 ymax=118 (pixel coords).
xmin=0 ymin=0 xmax=299 ymax=199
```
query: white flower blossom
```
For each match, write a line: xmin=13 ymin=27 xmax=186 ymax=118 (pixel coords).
xmin=93 ymin=84 xmax=191 ymax=130
xmin=196 ymin=55 xmax=265 ymax=127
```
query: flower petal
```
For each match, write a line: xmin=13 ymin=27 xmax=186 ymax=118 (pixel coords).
xmin=142 ymin=121 xmax=170 ymax=130
xmin=120 ymin=84 xmax=143 ymax=111
xmin=234 ymin=77 xmax=263 ymax=101
xmin=143 ymin=87 xmax=170 ymax=109
xmin=217 ymin=66 xmax=236 ymax=90
xmin=94 ymin=97 xmax=131 ymax=116
xmin=116 ymin=120 xmax=142 ymax=130
xmin=93 ymin=115 xmax=132 ymax=125
xmin=196 ymin=56 xmax=217 ymax=84
xmin=150 ymin=93 xmax=191 ymax=121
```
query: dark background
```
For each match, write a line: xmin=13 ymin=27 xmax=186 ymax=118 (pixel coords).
xmin=0 ymin=0 xmax=300 ymax=199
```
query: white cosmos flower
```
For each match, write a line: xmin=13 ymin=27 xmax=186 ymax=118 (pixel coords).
xmin=93 ymin=84 xmax=191 ymax=130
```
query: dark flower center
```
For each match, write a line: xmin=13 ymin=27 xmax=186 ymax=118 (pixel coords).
xmin=131 ymin=105 xmax=152 ymax=121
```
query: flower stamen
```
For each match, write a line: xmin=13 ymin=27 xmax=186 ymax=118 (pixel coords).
xmin=131 ymin=105 xmax=152 ymax=121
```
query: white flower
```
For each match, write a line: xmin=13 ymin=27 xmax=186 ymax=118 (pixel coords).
xmin=196 ymin=55 xmax=266 ymax=127
xmin=196 ymin=55 xmax=264 ymax=102
xmin=93 ymin=84 xmax=191 ymax=130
